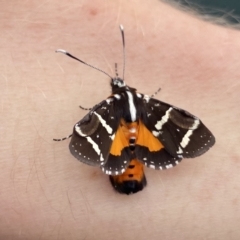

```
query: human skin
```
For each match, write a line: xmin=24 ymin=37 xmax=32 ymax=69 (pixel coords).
xmin=1 ymin=0 xmax=240 ymax=239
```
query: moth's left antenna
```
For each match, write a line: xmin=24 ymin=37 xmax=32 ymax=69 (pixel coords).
xmin=119 ymin=25 xmax=126 ymax=80
xmin=56 ymin=49 xmax=113 ymax=80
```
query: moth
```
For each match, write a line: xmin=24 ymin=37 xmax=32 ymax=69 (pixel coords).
xmin=54 ymin=25 xmax=215 ymax=194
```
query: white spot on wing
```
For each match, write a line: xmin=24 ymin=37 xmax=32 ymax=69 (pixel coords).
xmin=152 ymin=130 xmax=160 ymax=137
xmin=149 ymin=164 xmax=155 ymax=169
xmin=166 ymin=164 xmax=173 ymax=169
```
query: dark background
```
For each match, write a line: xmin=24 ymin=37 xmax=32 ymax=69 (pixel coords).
xmin=178 ymin=0 xmax=240 ymax=25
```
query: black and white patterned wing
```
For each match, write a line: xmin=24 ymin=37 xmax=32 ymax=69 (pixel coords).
xmin=69 ymin=98 xmax=120 ymax=167
xmin=141 ymin=96 xmax=215 ymax=159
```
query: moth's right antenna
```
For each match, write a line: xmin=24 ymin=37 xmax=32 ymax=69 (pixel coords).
xmin=56 ymin=49 xmax=113 ymax=80
xmin=119 ymin=25 xmax=125 ymax=80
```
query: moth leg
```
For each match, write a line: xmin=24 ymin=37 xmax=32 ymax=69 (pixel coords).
xmin=150 ymin=87 xmax=161 ymax=98
xmin=79 ymin=105 xmax=92 ymax=111
xmin=53 ymin=134 xmax=72 ymax=141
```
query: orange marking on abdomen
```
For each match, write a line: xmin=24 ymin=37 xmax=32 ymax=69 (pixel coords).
xmin=109 ymin=119 xmax=139 ymax=156
xmin=120 ymin=119 xmax=139 ymax=147
xmin=110 ymin=120 xmax=144 ymax=183
xmin=109 ymin=119 xmax=149 ymax=194
xmin=111 ymin=159 xmax=144 ymax=183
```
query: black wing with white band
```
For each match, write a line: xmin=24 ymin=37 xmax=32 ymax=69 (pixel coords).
xmin=141 ymin=96 xmax=215 ymax=159
xmin=69 ymin=98 xmax=119 ymax=167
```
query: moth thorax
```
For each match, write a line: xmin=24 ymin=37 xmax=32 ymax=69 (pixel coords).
xmin=111 ymin=77 xmax=126 ymax=88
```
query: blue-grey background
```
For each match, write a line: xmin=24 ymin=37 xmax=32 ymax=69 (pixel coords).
xmin=178 ymin=0 xmax=240 ymax=25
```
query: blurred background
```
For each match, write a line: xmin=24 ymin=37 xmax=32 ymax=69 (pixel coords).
xmin=172 ymin=0 xmax=240 ymax=26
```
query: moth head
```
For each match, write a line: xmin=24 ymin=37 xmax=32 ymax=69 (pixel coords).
xmin=111 ymin=77 xmax=126 ymax=88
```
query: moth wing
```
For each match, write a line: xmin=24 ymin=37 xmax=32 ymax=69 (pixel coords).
xmin=135 ymin=120 xmax=183 ymax=170
xmin=69 ymin=98 xmax=120 ymax=167
xmin=100 ymin=123 xmax=133 ymax=175
xmin=141 ymin=97 xmax=215 ymax=159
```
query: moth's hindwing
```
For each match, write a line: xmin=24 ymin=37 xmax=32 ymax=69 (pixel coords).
xmin=134 ymin=119 xmax=183 ymax=170
xmin=100 ymin=122 xmax=133 ymax=175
